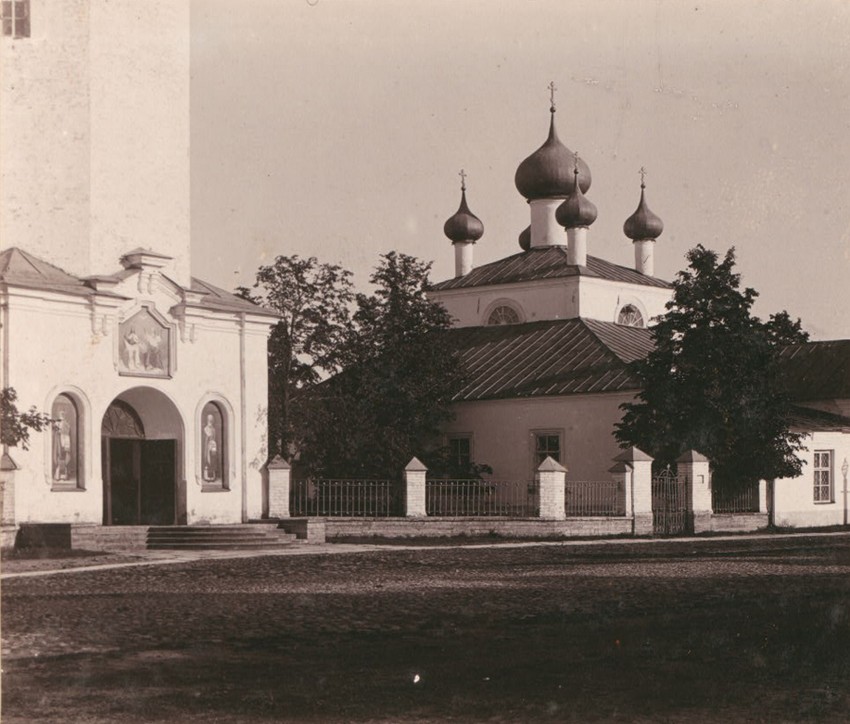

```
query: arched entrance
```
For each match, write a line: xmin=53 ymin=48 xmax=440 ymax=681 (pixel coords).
xmin=101 ymin=388 xmax=186 ymax=525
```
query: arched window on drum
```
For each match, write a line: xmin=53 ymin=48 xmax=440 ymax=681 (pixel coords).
xmin=200 ymin=402 xmax=227 ymax=490
xmin=487 ymin=305 xmax=521 ymax=326
xmin=616 ymin=304 xmax=645 ymax=328
xmin=51 ymin=393 xmax=83 ymax=490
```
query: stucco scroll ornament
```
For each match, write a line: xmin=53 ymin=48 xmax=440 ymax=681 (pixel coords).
xmin=89 ymin=300 xmax=109 ymax=338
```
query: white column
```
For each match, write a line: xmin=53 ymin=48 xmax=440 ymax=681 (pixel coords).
xmin=758 ymin=479 xmax=768 ymax=514
xmin=633 ymin=239 xmax=655 ymax=276
xmin=537 ymin=456 xmax=566 ymax=520
xmin=677 ymin=450 xmax=712 ymax=533
xmin=608 ymin=461 xmax=632 ymax=517
xmin=404 ymin=457 xmax=427 ymax=517
xmin=566 ymin=227 xmax=588 ymax=266
xmin=614 ymin=447 xmax=654 ymax=535
xmin=453 ymin=241 xmax=474 ymax=277
xmin=529 ymin=198 xmax=565 ymax=247
xmin=267 ymin=455 xmax=291 ymax=519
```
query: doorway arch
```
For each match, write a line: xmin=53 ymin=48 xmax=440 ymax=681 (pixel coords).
xmin=101 ymin=387 xmax=186 ymax=525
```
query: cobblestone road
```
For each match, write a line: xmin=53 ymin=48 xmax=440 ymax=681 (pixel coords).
xmin=3 ymin=535 xmax=850 ymax=722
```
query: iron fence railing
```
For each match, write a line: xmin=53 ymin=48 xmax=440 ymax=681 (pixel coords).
xmin=426 ymin=479 xmax=538 ymax=517
xmin=565 ymin=480 xmax=627 ymax=517
xmin=290 ymin=479 xmax=400 ymax=517
xmin=712 ymin=483 xmax=760 ymax=514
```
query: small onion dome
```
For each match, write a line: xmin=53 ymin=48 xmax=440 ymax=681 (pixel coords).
xmin=556 ymin=165 xmax=598 ymax=229
xmin=623 ymin=180 xmax=664 ymax=240
xmin=518 ymin=225 xmax=531 ymax=251
xmin=443 ymin=185 xmax=484 ymax=243
xmin=515 ymin=110 xmax=591 ymax=201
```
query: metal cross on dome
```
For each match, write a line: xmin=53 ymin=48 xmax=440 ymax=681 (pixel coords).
xmin=548 ymin=81 xmax=557 ymax=111
xmin=459 ymin=168 xmax=467 ymax=191
xmin=639 ymin=166 xmax=647 ymax=187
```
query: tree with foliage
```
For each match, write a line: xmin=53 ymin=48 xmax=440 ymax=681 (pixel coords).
xmin=1 ymin=387 xmax=52 ymax=451
xmin=615 ymin=245 xmax=809 ymax=491
xmin=237 ymin=255 xmax=354 ymax=459
xmin=298 ymin=252 xmax=467 ymax=478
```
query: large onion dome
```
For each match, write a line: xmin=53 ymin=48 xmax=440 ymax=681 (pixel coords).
xmin=556 ymin=162 xmax=598 ymax=229
xmin=518 ymin=225 xmax=531 ymax=251
xmin=623 ymin=177 xmax=664 ymax=240
xmin=443 ymin=181 xmax=484 ymax=243
xmin=515 ymin=109 xmax=591 ymax=201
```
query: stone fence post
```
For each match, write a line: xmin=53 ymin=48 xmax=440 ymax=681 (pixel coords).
xmin=537 ymin=456 xmax=566 ymax=520
xmin=677 ymin=450 xmax=711 ymax=533
xmin=758 ymin=479 xmax=768 ymax=515
xmin=266 ymin=455 xmax=291 ymax=519
xmin=614 ymin=447 xmax=654 ymax=535
xmin=404 ymin=457 xmax=427 ymax=517
xmin=608 ymin=461 xmax=632 ymax=517
xmin=1 ymin=451 xmax=18 ymax=527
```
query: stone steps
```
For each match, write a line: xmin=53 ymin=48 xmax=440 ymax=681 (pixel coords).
xmin=146 ymin=524 xmax=296 ymax=550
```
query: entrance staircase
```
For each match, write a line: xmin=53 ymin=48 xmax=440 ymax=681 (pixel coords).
xmin=146 ymin=524 xmax=296 ymax=550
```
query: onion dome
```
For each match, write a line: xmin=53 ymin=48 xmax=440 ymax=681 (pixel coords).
xmin=443 ymin=173 xmax=484 ymax=243
xmin=515 ymin=108 xmax=591 ymax=201
xmin=556 ymin=159 xmax=598 ymax=229
xmin=624 ymin=171 xmax=664 ymax=240
xmin=518 ymin=225 xmax=531 ymax=251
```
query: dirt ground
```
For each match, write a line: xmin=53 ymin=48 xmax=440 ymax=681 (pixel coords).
xmin=3 ymin=535 xmax=850 ymax=722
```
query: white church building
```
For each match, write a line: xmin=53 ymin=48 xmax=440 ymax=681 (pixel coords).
xmin=1 ymin=0 xmax=275 ymax=544
xmin=429 ymin=96 xmax=850 ymax=528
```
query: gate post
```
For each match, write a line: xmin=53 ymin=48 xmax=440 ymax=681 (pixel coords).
xmin=614 ymin=447 xmax=653 ymax=535
xmin=608 ymin=461 xmax=631 ymax=517
xmin=677 ymin=450 xmax=711 ymax=533
xmin=404 ymin=457 xmax=428 ymax=517
xmin=267 ymin=455 xmax=291 ymax=519
xmin=1 ymin=451 xmax=19 ymax=548
xmin=537 ymin=456 xmax=566 ymax=520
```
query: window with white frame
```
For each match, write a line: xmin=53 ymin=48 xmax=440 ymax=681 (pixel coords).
xmin=1 ymin=0 xmax=30 ymax=38
xmin=617 ymin=304 xmax=645 ymax=328
xmin=534 ymin=432 xmax=562 ymax=467
xmin=813 ymin=450 xmax=833 ymax=503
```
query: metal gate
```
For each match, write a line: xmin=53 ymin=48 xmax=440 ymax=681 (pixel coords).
xmin=651 ymin=468 xmax=690 ymax=535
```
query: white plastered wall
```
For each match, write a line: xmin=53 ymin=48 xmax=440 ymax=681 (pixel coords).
xmin=772 ymin=431 xmax=850 ymax=528
xmin=431 ymin=276 xmax=670 ymax=328
xmin=3 ymin=274 xmax=271 ymax=526
xmin=443 ymin=392 xmax=637 ymax=482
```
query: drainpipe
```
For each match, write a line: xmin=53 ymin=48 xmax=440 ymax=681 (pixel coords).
xmin=239 ymin=313 xmax=248 ymax=523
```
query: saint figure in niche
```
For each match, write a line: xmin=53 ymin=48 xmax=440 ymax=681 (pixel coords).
xmin=203 ymin=412 xmax=220 ymax=482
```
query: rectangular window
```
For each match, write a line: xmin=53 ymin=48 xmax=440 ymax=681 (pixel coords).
xmin=1 ymin=0 xmax=30 ymax=39
xmin=449 ymin=436 xmax=472 ymax=470
xmin=813 ymin=450 xmax=833 ymax=503
xmin=534 ymin=432 xmax=561 ymax=466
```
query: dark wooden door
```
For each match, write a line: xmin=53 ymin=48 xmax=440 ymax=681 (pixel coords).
xmin=140 ymin=440 xmax=176 ymax=525
xmin=108 ymin=438 xmax=140 ymax=526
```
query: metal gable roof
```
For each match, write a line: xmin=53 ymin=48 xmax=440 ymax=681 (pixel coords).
xmin=779 ymin=340 xmax=850 ymax=402
xmin=449 ymin=318 xmax=654 ymax=402
xmin=430 ymin=245 xmax=671 ymax=292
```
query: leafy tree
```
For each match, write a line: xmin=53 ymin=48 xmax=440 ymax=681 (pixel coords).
xmin=299 ymin=252 xmax=466 ymax=478
xmin=1 ymin=387 xmax=52 ymax=451
xmin=615 ymin=245 xmax=808 ymax=490
xmin=238 ymin=255 xmax=354 ymax=458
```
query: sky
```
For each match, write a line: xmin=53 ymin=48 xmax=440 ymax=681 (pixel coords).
xmin=190 ymin=0 xmax=850 ymax=340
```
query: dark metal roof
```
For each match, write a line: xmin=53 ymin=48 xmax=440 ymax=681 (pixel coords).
xmin=430 ymin=245 xmax=671 ymax=291
xmin=0 ymin=247 xmax=275 ymax=317
xmin=0 ymin=247 xmax=96 ymax=297
xmin=449 ymin=317 xmax=654 ymax=401
xmin=787 ymin=405 xmax=850 ymax=433
xmin=189 ymin=278 xmax=278 ymax=317
xmin=779 ymin=340 xmax=850 ymax=402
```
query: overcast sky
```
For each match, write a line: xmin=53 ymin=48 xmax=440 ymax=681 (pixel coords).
xmin=190 ymin=0 xmax=850 ymax=340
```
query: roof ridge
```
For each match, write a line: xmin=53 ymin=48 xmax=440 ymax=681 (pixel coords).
xmin=580 ymin=317 xmax=641 ymax=366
